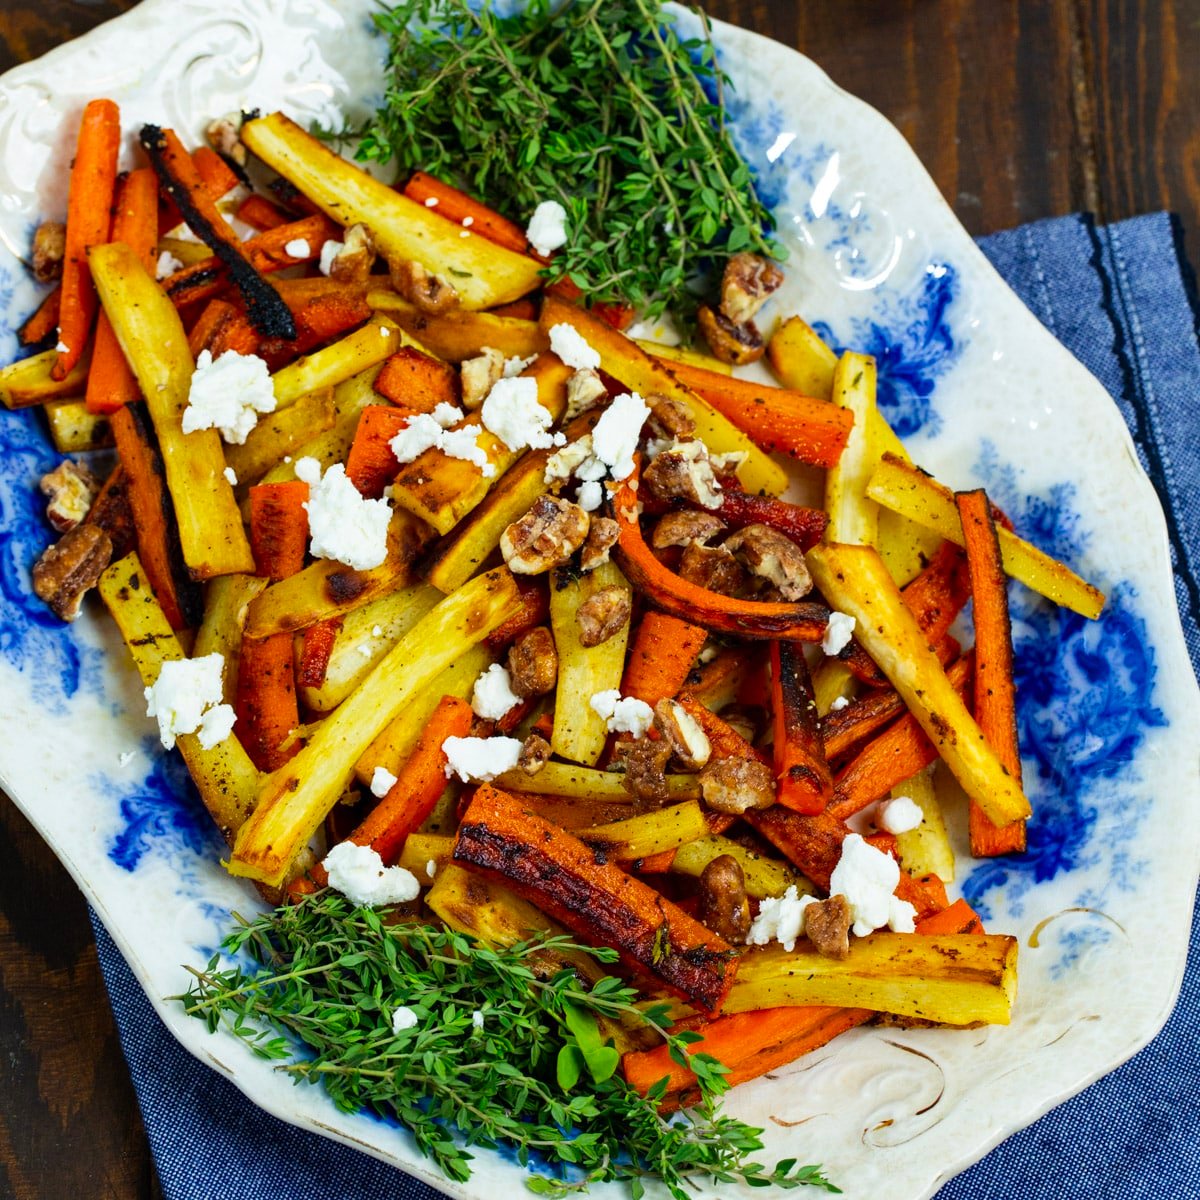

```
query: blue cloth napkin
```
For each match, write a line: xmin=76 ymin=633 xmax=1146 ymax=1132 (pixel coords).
xmin=90 ymin=211 xmax=1200 ymax=1200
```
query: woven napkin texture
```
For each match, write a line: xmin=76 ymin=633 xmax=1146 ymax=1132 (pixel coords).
xmin=90 ymin=211 xmax=1200 ymax=1200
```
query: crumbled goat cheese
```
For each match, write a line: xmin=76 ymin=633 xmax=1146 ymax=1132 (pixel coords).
xmin=747 ymin=886 xmax=818 ymax=952
xmin=589 ymin=690 xmax=654 ymax=737
xmin=389 ymin=413 xmax=494 ymax=477
xmin=821 ymin=610 xmax=857 ymax=656
xmin=182 ymin=349 xmax=277 ymax=445
xmin=389 ymin=412 xmax=444 ymax=461
xmin=357 ymin=644 xmax=373 ymax=658
xmin=440 ymin=423 xmax=495 ymax=475
xmin=284 ymin=238 xmax=311 ymax=258
xmin=391 ymin=1006 xmax=419 ymax=1033
xmin=371 ymin=765 xmax=399 ymax=798
xmin=462 ymin=216 xmax=475 ymax=227
xmin=144 ymin=653 xmax=235 ymax=751
xmin=472 ymin=663 xmax=522 ymax=720
xmin=544 ymin=436 xmax=595 ymax=484
xmin=878 ymin=795 xmax=924 ymax=835
xmin=577 ymin=480 xmax=604 ymax=512
xmin=481 ymin=376 xmax=563 ymax=452
xmin=829 ymin=833 xmax=917 ymax=937
xmin=431 ymin=402 xmax=464 ymax=428
xmin=525 ymin=200 xmax=568 ymax=257
xmin=318 ymin=239 xmax=342 ymax=276
xmin=426 ymin=859 xmax=437 ymax=880
xmin=830 ymin=695 xmax=850 ymax=711
xmin=591 ymin=392 xmax=650 ymax=480
xmin=504 ymin=353 xmax=538 ymax=377
xmin=155 ymin=250 xmax=184 ymax=280
xmin=424 ymin=196 xmax=439 ymax=207
xmin=372 ymin=625 xmax=383 ymax=637
xmin=548 ymin=323 xmax=601 ymax=372
xmin=460 ymin=230 xmax=471 ymax=238
xmin=222 ymin=466 xmax=238 ymax=486
xmin=323 ymin=841 xmax=420 ymax=907
xmin=54 ymin=339 xmax=69 ymax=353
xmin=294 ymin=457 xmax=391 ymax=570
xmin=442 ymin=735 xmax=523 ymax=782
xmin=471 ymin=1009 xmax=485 ymax=1029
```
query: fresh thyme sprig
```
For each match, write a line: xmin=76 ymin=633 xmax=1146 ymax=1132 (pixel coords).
xmin=179 ymin=894 xmax=836 ymax=1197
xmin=357 ymin=0 xmax=781 ymax=320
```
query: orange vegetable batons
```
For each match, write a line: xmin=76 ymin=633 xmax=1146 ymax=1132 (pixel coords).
xmin=373 ymin=346 xmax=460 ymax=412
xmin=771 ymin=641 xmax=833 ymax=814
xmin=402 ymin=171 xmax=530 ymax=255
xmin=621 ymin=611 xmax=708 ymax=705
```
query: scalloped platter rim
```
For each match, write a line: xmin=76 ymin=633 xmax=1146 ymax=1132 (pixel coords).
xmin=0 ymin=3 xmax=1198 ymax=1199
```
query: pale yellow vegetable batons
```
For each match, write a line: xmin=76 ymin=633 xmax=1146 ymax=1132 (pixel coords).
xmin=224 ymin=388 xmax=335 ymax=487
xmin=825 ymin=351 xmax=881 ymax=546
xmin=396 ymin=834 xmax=455 ymax=884
xmin=99 ymin=553 xmax=260 ymax=841
xmin=765 ymin=315 xmax=837 ymax=399
xmin=892 ymin=765 xmax=956 ymax=884
xmin=550 ymin=559 xmax=632 ymax=765
xmin=242 ymin=112 xmax=542 ymax=310
xmin=191 ymin=573 xmax=269 ymax=705
xmin=577 ymin=800 xmax=709 ymax=862
xmin=638 ymin=340 xmax=733 ymax=376
xmin=367 ymin=292 xmax=547 ymax=362
xmin=229 ymin=566 xmax=524 ymax=886
xmin=808 ymin=541 xmax=1033 ymax=826
xmin=670 ymin=834 xmax=809 ymax=900
xmin=270 ymin=316 xmax=401 ymax=410
xmin=0 ymin=347 xmax=89 ymax=409
xmin=866 ymin=453 xmax=1106 ymax=619
xmin=724 ymin=933 xmax=1018 ymax=1025
xmin=89 ymin=242 xmax=254 ymax=579
xmin=539 ymin=294 xmax=788 ymax=496
xmin=492 ymin=762 xmax=698 ymax=801
xmin=43 ymin=398 xmax=113 ymax=452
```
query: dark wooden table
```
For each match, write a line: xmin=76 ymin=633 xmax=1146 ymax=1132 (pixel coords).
xmin=1 ymin=2 xmax=1196 ymax=1196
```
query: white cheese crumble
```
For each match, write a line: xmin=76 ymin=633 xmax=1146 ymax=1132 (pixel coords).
xmin=318 ymin=239 xmax=342 ymax=276
xmin=503 ymin=353 xmax=538 ymax=378
xmin=391 ymin=1006 xmax=419 ymax=1033
xmin=431 ymin=402 xmax=464 ymax=428
xmin=460 ymin=229 xmax=471 ymax=238
xmin=155 ymin=250 xmax=184 ymax=281
xmin=878 ymin=795 xmax=924 ymax=835
xmin=462 ymin=216 xmax=475 ymax=227
xmin=471 ymin=663 xmax=522 ymax=720
xmin=481 ymin=376 xmax=564 ymax=452
xmin=372 ymin=625 xmax=383 ymax=637
xmin=589 ymin=690 xmax=653 ymax=737
xmin=117 ymin=751 xmax=135 ymax=767
xmin=284 ymin=238 xmax=311 ymax=258
xmin=54 ymin=339 xmax=69 ymax=353
xmin=577 ymin=480 xmax=604 ymax=512
xmin=370 ymin=765 xmax=399 ymax=799
xmin=471 ymin=1009 xmax=485 ymax=1030
xmin=424 ymin=196 xmax=439 ymax=207
xmin=222 ymin=466 xmax=238 ymax=486
xmin=143 ymin=654 xmax=235 ymax=751
xmin=829 ymin=833 xmax=917 ymax=937
xmin=548 ymin=323 xmax=601 ymax=372
xmin=389 ymin=413 xmax=494 ymax=478
xmin=442 ymin=735 xmax=523 ymax=782
xmin=323 ymin=841 xmax=420 ymax=907
xmin=182 ymin=349 xmax=277 ymax=445
xmin=426 ymin=858 xmax=437 ymax=880
xmin=294 ymin=457 xmax=391 ymax=570
xmin=526 ymin=200 xmax=568 ymax=257
xmin=440 ymin=423 xmax=495 ymax=475
xmin=591 ymin=392 xmax=651 ymax=480
xmin=357 ymin=644 xmax=373 ymax=658
xmin=746 ymin=886 xmax=818 ymax=952
xmin=821 ymin=610 xmax=857 ymax=656
xmin=830 ymin=695 xmax=850 ymax=711
xmin=544 ymin=436 xmax=595 ymax=485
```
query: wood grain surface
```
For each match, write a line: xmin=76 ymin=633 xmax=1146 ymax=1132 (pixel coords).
xmin=0 ymin=1 xmax=1196 ymax=1197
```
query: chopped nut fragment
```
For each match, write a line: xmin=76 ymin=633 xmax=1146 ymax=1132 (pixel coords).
xmin=645 ymin=392 xmax=695 ymax=439
xmin=642 ymin=439 xmax=722 ymax=508
xmin=654 ymin=699 xmax=712 ymax=771
xmin=580 ymin=516 xmax=619 ymax=572
xmin=563 ymin=368 xmax=608 ymax=420
xmin=460 ymin=346 xmax=506 ymax=410
xmin=576 ymin=584 xmax=630 ymax=647
xmin=719 ymin=252 xmax=784 ymax=326
xmin=678 ymin=542 xmax=749 ymax=596
xmin=697 ymin=304 xmax=765 ymax=365
xmin=617 ymin=737 xmax=672 ymax=807
xmin=696 ymin=855 xmax=751 ymax=943
xmin=39 ymin=459 xmax=99 ymax=533
xmin=389 ymin=258 xmax=459 ymax=315
xmin=32 ymin=221 xmax=66 ymax=283
xmin=328 ymin=223 xmax=376 ymax=283
xmin=508 ymin=626 xmax=558 ymax=697
xmin=803 ymin=894 xmax=852 ymax=960
xmin=651 ymin=510 xmax=725 ymax=549
xmin=500 ymin=495 xmax=589 ymax=575
xmin=698 ymin=754 xmax=775 ymax=814
xmin=32 ymin=522 xmax=113 ymax=622
xmin=723 ymin=524 xmax=813 ymax=600
xmin=518 ymin=733 xmax=551 ymax=775
xmin=204 ymin=113 xmax=247 ymax=167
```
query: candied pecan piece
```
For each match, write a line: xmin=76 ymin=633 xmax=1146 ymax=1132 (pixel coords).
xmin=327 ymin=223 xmax=376 ymax=284
xmin=39 ymin=460 xmax=99 ymax=533
xmin=643 ymin=440 xmax=722 ymax=508
xmin=500 ymin=495 xmax=589 ymax=575
xmin=723 ymin=523 xmax=813 ymax=600
xmin=646 ymin=392 xmax=695 ymax=439
xmin=678 ymin=542 xmax=749 ymax=596
xmin=804 ymin=894 xmax=852 ymax=960
xmin=697 ymin=855 xmax=751 ymax=944
xmin=389 ymin=258 xmax=459 ymax=314
xmin=617 ymin=737 xmax=672 ymax=807
xmin=698 ymin=755 xmax=775 ymax=814
xmin=32 ymin=523 xmax=113 ymax=622
xmin=204 ymin=113 xmax=247 ymax=167
xmin=697 ymin=304 xmax=765 ymax=366
xmin=719 ymin=252 xmax=784 ymax=326
xmin=580 ymin=516 xmax=619 ymax=572
xmin=654 ymin=699 xmax=712 ymax=771
xmin=651 ymin=510 xmax=726 ymax=549
xmin=576 ymin=584 xmax=630 ymax=648
xmin=460 ymin=346 xmax=505 ymax=410
xmin=32 ymin=221 xmax=66 ymax=283
xmin=507 ymin=626 xmax=558 ymax=697
xmin=518 ymin=733 xmax=551 ymax=776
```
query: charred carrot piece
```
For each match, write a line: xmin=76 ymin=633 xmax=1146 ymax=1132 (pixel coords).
xmin=957 ymin=489 xmax=1027 ymax=856
xmin=771 ymin=641 xmax=833 ymax=814
xmin=373 ymin=346 xmax=460 ymax=412
xmin=191 ymin=146 xmax=240 ymax=200
xmin=402 ymin=171 xmax=530 ymax=255
xmin=254 ymin=287 xmax=372 ymax=372
xmin=18 ymin=285 xmax=61 ymax=346
xmin=248 ymin=481 xmax=309 ymax=580
xmin=54 ymin=98 xmax=121 ymax=380
xmin=109 ymin=404 xmax=202 ymax=630
xmin=140 ymin=125 xmax=295 ymax=339
xmin=297 ymin=618 xmax=342 ymax=689
xmin=483 ymin=578 xmax=549 ymax=651
xmin=235 ymin=630 xmax=300 ymax=772
xmin=612 ymin=468 xmax=830 ymax=642
xmin=676 ymin=694 xmax=771 ymax=765
xmin=916 ymin=897 xmax=985 ymax=935
xmin=621 ymin=612 xmax=709 ymax=705
xmin=236 ymin=193 xmax=292 ymax=231
xmin=711 ymin=490 xmax=828 ymax=549
xmin=186 ymin=298 xmax=258 ymax=359
xmin=489 ymin=299 xmax=538 ymax=321
xmin=345 ymin=405 xmax=417 ymax=498
xmin=454 ymin=785 xmax=738 ymax=1013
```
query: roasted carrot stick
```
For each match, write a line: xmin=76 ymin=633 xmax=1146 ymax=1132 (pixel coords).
xmin=957 ymin=489 xmax=1027 ymax=856
xmin=489 ymin=298 xmax=539 ymax=321
xmin=54 ymin=98 xmax=120 ymax=381
xmin=86 ymin=169 xmax=160 ymax=414
xmin=915 ymin=897 xmax=985 ymax=935
xmin=345 ymin=405 xmax=416 ymax=497
xmin=191 ymin=146 xmax=240 ymax=200
xmin=297 ymin=618 xmax=342 ymax=689
xmin=186 ymin=298 xmax=259 ymax=359
xmin=248 ymin=481 xmax=309 ymax=580
xmin=373 ymin=346 xmax=460 ymax=412
xmin=18 ymin=286 xmax=61 ymax=346
xmin=710 ymin=490 xmax=828 ymax=549
xmin=621 ymin=612 xmax=709 ymax=705
xmin=483 ymin=577 xmax=549 ymax=651
xmin=675 ymin=695 xmax=771 ymax=765
xmin=236 ymin=193 xmax=292 ymax=231
xmin=402 ymin=171 xmax=530 ymax=255
xmin=235 ymin=630 xmax=300 ymax=772
xmin=771 ymin=641 xmax=833 ymax=814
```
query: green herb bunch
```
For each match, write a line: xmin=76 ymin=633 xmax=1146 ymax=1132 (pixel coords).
xmin=358 ymin=0 xmax=782 ymax=320
xmin=181 ymin=894 xmax=836 ymax=1197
